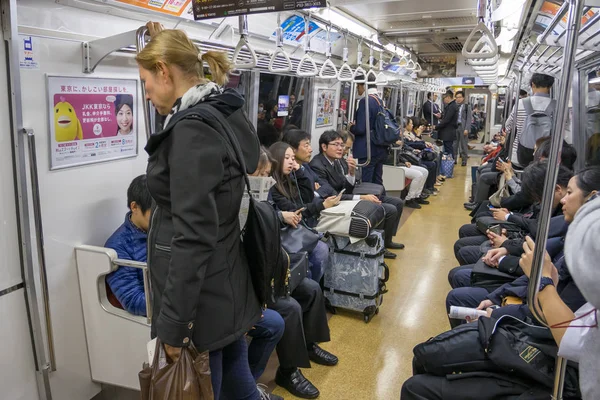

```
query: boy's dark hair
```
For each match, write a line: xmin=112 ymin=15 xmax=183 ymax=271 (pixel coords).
xmin=534 ymin=139 xmax=578 ymax=170
xmin=531 ymin=73 xmax=555 ymax=89
xmin=127 ymin=174 xmax=152 ymax=212
xmin=519 ymin=89 xmax=528 ymax=97
xmin=319 ymin=130 xmax=344 ymax=153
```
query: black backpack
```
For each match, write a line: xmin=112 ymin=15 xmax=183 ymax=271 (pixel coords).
xmin=186 ymin=104 xmax=288 ymax=306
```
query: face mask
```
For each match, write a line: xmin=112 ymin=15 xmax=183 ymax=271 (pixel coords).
xmin=565 ymin=193 xmax=600 ymax=308
xmin=258 ymin=107 xmax=264 ymax=113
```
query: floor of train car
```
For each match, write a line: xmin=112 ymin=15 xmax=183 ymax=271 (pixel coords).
xmin=260 ymin=149 xmax=480 ymax=400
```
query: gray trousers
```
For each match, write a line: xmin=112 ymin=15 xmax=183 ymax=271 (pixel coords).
xmin=453 ymin=123 xmax=469 ymax=161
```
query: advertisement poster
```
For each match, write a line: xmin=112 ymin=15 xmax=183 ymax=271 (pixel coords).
xmin=406 ymin=91 xmax=416 ymax=117
xmin=114 ymin=0 xmax=192 ymax=16
xmin=272 ymin=15 xmax=342 ymax=45
xmin=277 ymin=95 xmax=289 ymax=117
xmin=316 ymin=89 xmax=335 ymax=128
xmin=47 ymin=76 xmax=138 ymax=170
xmin=192 ymin=0 xmax=327 ymax=20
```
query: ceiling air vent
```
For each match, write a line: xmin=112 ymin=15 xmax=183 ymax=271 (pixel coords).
xmin=439 ymin=37 xmax=464 ymax=53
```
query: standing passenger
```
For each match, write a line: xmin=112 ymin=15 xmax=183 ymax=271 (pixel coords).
xmin=137 ymin=22 xmax=262 ymax=399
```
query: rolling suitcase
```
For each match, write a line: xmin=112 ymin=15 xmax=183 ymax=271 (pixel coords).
xmin=316 ymin=200 xmax=385 ymax=240
xmin=323 ymin=230 xmax=389 ymax=323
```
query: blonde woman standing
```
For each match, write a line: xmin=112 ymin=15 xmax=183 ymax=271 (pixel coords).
xmin=138 ymin=23 xmax=266 ymax=399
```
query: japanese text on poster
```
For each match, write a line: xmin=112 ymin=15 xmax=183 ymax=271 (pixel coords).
xmin=193 ymin=0 xmax=326 ymax=20
xmin=19 ymin=36 xmax=39 ymax=70
xmin=114 ymin=0 xmax=192 ymax=16
xmin=316 ymin=89 xmax=335 ymax=128
xmin=47 ymin=76 xmax=138 ymax=170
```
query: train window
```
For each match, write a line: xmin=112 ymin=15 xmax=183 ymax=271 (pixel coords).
xmin=585 ymin=71 xmax=600 ymax=166
xmin=258 ymin=73 xmax=309 ymax=134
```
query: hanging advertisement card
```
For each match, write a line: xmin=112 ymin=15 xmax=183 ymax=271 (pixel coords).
xmin=47 ymin=76 xmax=138 ymax=170
xmin=316 ymin=89 xmax=335 ymax=128
xmin=278 ymin=95 xmax=290 ymax=117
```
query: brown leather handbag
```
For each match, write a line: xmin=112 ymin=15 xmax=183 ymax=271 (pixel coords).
xmin=139 ymin=338 xmax=213 ymax=400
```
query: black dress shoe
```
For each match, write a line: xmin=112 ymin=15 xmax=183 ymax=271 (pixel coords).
xmin=464 ymin=203 xmax=478 ymax=211
xmin=420 ymin=193 xmax=430 ymax=200
xmin=308 ymin=343 xmax=339 ymax=366
xmin=416 ymin=198 xmax=430 ymax=205
xmin=405 ymin=199 xmax=422 ymax=209
xmin=386 ymin=242 xmax=405 ymax=250
xmin=461 ymin=161 xmax=467 ymax=166
xmin=276 ymin=368 xmax=320 ymax=399
xmin=384 ymin=250 xmax=397 ymax=259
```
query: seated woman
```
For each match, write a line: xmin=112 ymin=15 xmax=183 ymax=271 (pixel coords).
xmin=269 ymin=141 xmax=340 ymax=282
xmin=404 ymin=117 xmax=445 ymax=191
xmin=446 ymin=166 xmax=600 ymax=328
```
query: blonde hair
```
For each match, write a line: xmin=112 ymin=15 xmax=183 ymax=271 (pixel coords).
xmin=136 ymin=29 xmax=232 ymax=86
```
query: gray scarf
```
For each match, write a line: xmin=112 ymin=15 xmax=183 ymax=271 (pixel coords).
xmin=163 ymin=82 xmax=221 ymax=127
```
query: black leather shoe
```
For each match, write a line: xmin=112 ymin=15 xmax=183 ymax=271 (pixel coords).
xmin=461 ymin=160 xmax=467 ymax=166
xmin=386 ymin=242 xmax=405 ymax=250
xmin=276 ymin=368 xmax=320 ymax=399
xmin=420 ymin=193 xmax=430 ymax=200
xmin=308 ymin=343 xmax=339 ymax=366
xmin=405 ymin=199 xmax=422 ymax=209
xmin=464 ymin=203 xmax=478 ymax=211
xmin=416 ymin=198 xmax=430 ymax=205
xmin=384 ymin=250 xmax=397 ymax=259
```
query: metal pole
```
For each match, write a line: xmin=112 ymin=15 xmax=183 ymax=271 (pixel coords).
xmin=136 ymin=26 xmax=152 ymax=139
xmin=507 ymin=71 xmax=523 ymax=161
xmin=26 ymin=130 xmax=56 ymax=372
xmin=526 ymin=1 xmax=584 ymax=399
xmin=2 ymin=0 xmax=53 ymax=398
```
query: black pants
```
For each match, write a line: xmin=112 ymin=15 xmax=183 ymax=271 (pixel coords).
xmin=419 ymin=160 xmax=437 ymax=190
xmin=454 ymin=226 xmax=488 ymax=265
xmin=381 ymin=195 xmax=403 ymax=244
xmin=401 ymin=372 xmax=551 ymax=400
xmin=269 ymin=278 xmax=330 ymax=369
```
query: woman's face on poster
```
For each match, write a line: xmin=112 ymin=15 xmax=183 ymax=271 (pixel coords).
xmin=117 ymin=104 xmax=133 ymax=133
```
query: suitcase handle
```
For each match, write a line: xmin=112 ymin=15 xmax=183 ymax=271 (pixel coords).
xmin=381 ymin=263 xmax=390 ymax=283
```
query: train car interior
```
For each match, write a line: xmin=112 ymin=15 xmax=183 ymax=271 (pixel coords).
xmin=1 ymin=0 xmax=599 ymax=399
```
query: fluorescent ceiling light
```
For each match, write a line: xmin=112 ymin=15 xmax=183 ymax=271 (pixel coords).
xmin=492 ymin=0 xmax=527 ymax=23
xmin=313 ymin=9 xmax=375 ymax=39
xmin=590 ymin=77 xmax=600 ymax=84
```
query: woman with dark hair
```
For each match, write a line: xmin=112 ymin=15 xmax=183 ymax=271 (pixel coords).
xmin=269 ymin=142 xmax=340 ymax=282
xmin=114 ymin=94 xmax=134 ymax=136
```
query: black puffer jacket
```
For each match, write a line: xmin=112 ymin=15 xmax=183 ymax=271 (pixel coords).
xmin=145 ymin=89 xmax=261 ymax=351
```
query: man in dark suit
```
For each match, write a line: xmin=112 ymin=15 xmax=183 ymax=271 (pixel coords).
xmin=437 ymin=90 xmax=459 ymax=156
xmin=310 ymin=130 xmax=405 ymax=259
xmin=454 ymin=91 xmax=472 ymax=166
xmin=422 ymin=92 xmax=441 ymax=126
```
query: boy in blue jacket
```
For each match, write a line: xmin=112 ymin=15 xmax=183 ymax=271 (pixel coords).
xmin=105 ymin=174 xmax=152 ymax=316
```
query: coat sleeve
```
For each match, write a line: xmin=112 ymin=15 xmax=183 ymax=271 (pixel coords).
xmin=437 ymin=103 xmax=457 ymax=129
xmin=350 ymin=97 xmax=378 ymax=137
xmin=105 ymin=237 xmax=147 ymax=316
xmin=156 ymin=119 xmax=223 ymax=347
xmin=269 ymin=179 xmax=325 ymax=220
xmin=464 ymin=104 xmax=473 ymax=133
xmin=486 ymin=275 xmax=529 ymax=305
xmin=497 ymin=255 xmax=523 ymax=275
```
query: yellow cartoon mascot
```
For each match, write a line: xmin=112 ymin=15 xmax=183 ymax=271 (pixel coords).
xmin=54 ymin=97 xmax=83 ymax=142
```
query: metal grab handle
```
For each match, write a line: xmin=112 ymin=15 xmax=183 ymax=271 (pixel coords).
xmin=319 ymin=25 xmax=338 ymax=79
xmin=366 ymin=68 xmax=378 ymax=83
xmin=269 ymin=14 xmax=292 ymax=72
xmin=296 ymin=16 xmax=318 ymax=77
xmin=414 ymin=62 xmax=422 ymax=72
xmin=353 ymin=66 xmax=367 ymax=82
xmin=113 ymin=258 xmax=152 ymax=324
xmin=232 ymin=16 xmax=257 ymax=69
xmin=25 ymin=129 xmax=57 ymax=372
xmin=338 ymin=32 xmax=354 ymax=81
xmin=376 ymin=71 xmax=388 ymax=85
xmin=136 ymin=26 xmax=153 ymax=140
xmin=463 ymin=17 xmax=499 ymax=59
xmin=537 ymin=0 xmax=569 ymax=45
xmin=405 ymin=59 xmax=416 ymax=70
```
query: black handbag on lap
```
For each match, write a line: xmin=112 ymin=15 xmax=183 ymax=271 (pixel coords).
xmin=280 ymin=223 xmax=320 ymax=254
xmin=288 ymin=252 xmax=309 ymax=294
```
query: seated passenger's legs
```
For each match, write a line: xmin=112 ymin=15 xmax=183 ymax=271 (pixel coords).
xmin=445 ymin=287 xmax=489 ymax=328
xmin=474 ymin=171 xmax=500 ymax=203
xmin=381 ymin=197 xmax=403 ymax=247
xmin=401 ymin=166 xmax=428 ymax=200
xmin=307 ymin=240 xmax=328 ymax=283
xmin=447 ymin=265 xmax=475 ymax=289
xmin=457 ymin=245 xmax=483 ymax=266
xmin=458 ymin=223 xmax=481 ymax=238
xmin=400 ymin=372 xmax=549 ymax=400
xmin=453 ymin=235 xmax=487 ymax=264
xmin=419 ymin=160 xmax=437 ymax=190
xmin=247 ymin=308 xmax=285 ymax=380
xmin=211 ymin=337 xmax=259 ymax=400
